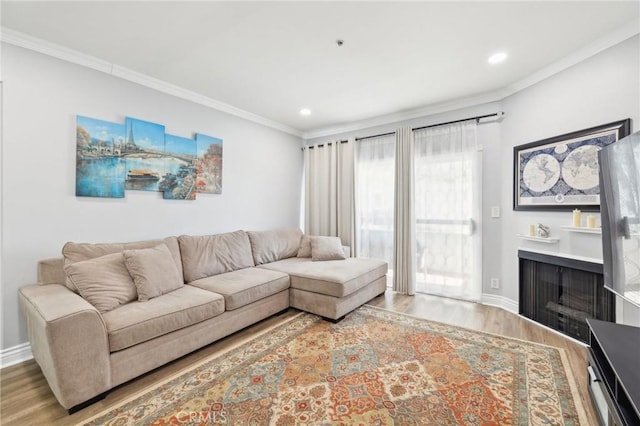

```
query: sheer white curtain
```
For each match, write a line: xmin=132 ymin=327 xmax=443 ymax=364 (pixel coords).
xmin=304 ymin=140 xmax=355 ymax=247
xmin=354 ymin=134 xmax=395 ymax=273
xmin=413 ymin=121 xmax=482 ymax=301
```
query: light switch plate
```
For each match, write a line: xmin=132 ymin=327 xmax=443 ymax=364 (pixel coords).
xmin=491 ymin=206 xmax=500 ymax=218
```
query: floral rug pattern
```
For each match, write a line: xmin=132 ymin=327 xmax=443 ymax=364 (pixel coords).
xmin=84 ymin=306 xmax=583 ymax=425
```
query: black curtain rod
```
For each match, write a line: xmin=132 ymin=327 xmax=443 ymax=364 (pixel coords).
xmin=304 ymin=112 xmax=503 ymax=150
xmin=302 ymin=140 xmax=348 ymax=150
xmin=352 ymin=112 xmax=502 ymax=142
xmin=355 ymin=131 xmax=396 ymax=141
xmin=412 ymin=112 xmax=502 ymax=131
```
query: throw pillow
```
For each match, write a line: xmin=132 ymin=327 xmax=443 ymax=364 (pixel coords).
xmin=297 ymin=235 xmax=313 ymax=258
xmin=311 ymin=236 xmax=347 ymax=261
xmin=123 ymin=243 xmax=184 ymax=301
xmin=64 ymin=252 xmax=137 ymax=313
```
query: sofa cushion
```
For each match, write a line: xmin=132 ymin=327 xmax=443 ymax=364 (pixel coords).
xmin=189 ymin=267 xmax=290 ymax=310
xmin=64 ymin=252 xmax=137 ymax=313
xmin=123 ymin=243 xmax=184 ymax=301
xmin=296 ymin=235 xmax=312 ymax=258
xmin=311 ymin=236 xmax=347 ymax=261
xmin=247 ymin=228 xmax=303 ymax=265
xmin=62 ymin=237 xmax=183 ymax=292
xmin=178 ymin=231 xmax=254 ymax=283
xmin=258 ymin=257 xmax=387 ymax=298
xmin=102 ymin=285 xmax=225 ymax=352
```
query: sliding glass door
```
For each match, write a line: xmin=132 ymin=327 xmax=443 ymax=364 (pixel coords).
xmin=413 ymin=123 xmax=482 ymax=301
xmin=351 ymin=124 xmax=481 ymax=299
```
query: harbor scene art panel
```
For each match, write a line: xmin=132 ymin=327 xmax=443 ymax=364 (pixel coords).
xmin=195 ymin=133 xmax=223 ymax=194
xmin=75 ymin=116 xmax=126 ymax=198
xmin=124 ymin=117 xmax=166 ymax=192
xmin=162 ymin=134 xmax=197 ymax=200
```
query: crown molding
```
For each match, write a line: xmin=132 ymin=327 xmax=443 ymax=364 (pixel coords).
xmin=0 ymin=27 xmax=113 ymax=73
xmin=0 ymin=27 xmax=304 ymax=138
xmin=303 ymin=17 xmax=640 ymax=140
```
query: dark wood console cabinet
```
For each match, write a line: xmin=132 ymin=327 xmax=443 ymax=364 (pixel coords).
xmin=587 ymin=319 xmax=640 ymax=425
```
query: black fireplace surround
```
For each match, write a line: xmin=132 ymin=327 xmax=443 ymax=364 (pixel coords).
xmin=518 ymin=250 xmax=615 ymax=343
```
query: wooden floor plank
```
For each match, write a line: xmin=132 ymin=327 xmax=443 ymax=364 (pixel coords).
xmin=0 ymin=292 xmax=597 ymax=425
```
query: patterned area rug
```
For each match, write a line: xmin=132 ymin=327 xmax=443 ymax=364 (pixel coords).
xmin=84 ymin=306 xmax=585 ymax=425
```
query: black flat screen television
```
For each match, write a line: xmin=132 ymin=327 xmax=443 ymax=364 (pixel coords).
xmin=599 ymin=130 xmax=640 ymax=308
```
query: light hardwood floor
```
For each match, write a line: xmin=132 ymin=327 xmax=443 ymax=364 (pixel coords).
xmin=0 ymin=292 xmax=597 ymax=425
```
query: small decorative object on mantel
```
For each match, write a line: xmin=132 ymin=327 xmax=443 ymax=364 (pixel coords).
xmin=587 ymin=215 xmax=596 ymax=228
xmin=572 ymin=209 xmax=582 ymax=227
xmin=536 ymin=223 xmax=550 ymax=238
xmin=513 ymin=119 xmax=630 ymax=211
xmin=529 ymin=224 xmax=536 ymax=237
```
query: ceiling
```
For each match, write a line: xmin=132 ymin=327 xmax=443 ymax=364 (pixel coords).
xmin=2 ymin=1 xmax=639 ymax=137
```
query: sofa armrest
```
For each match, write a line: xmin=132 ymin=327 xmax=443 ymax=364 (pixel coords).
xmin=19 ymin=284 xmax=111 ymax=409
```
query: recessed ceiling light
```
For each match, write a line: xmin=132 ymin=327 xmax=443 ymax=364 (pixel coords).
xmin=488 ymin=52 xmax=508 ymax=65
xmin=300 ymin=108 xmax=311 ymax=116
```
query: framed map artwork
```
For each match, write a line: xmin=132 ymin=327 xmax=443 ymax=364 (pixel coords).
xmin=513 ymin=119 xmax=630 ymax=211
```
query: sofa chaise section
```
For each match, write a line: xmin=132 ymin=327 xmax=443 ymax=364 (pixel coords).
xmin=259 ymin=257 xmax=388 ymax=320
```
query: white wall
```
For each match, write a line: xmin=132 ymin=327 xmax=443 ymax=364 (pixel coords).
xmin=0 ymin=44 xmax=303 ymax=350
xmin=500 ymin=35 xmax=640 ymax=324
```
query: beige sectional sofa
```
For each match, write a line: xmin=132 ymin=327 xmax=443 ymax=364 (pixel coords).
xmin=18 ymin=229 xmax=387 ymax=411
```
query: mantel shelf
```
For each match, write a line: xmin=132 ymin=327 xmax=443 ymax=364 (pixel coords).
xmin=560 ymin=226 xmax=602 ymax=234
xmin=516 ymin=234 xmax=559 ymax=244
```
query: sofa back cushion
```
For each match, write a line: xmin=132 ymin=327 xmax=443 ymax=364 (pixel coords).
xmin=62 ymin=237 xmax=183 ymax=292
xmin=178 ymin=230 xmax=254 ymax=283
xmin=64 ymin=252 xmax=138 ymax=313
xmin=247 ymin=228 xmax=303 ymax=265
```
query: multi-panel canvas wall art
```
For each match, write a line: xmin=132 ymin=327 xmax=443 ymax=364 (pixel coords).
xmin=75 ymin=115 xmax=223 ymax=200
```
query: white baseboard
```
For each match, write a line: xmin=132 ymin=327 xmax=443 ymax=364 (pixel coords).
xmin=481 ymin=293 xmax=518 ymax=314
xmin=0 ymin=342 xmax=33 ymax=369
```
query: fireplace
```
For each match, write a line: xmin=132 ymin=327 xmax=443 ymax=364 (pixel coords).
xmin=518 ymin=250 xmax=615 ymax=343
